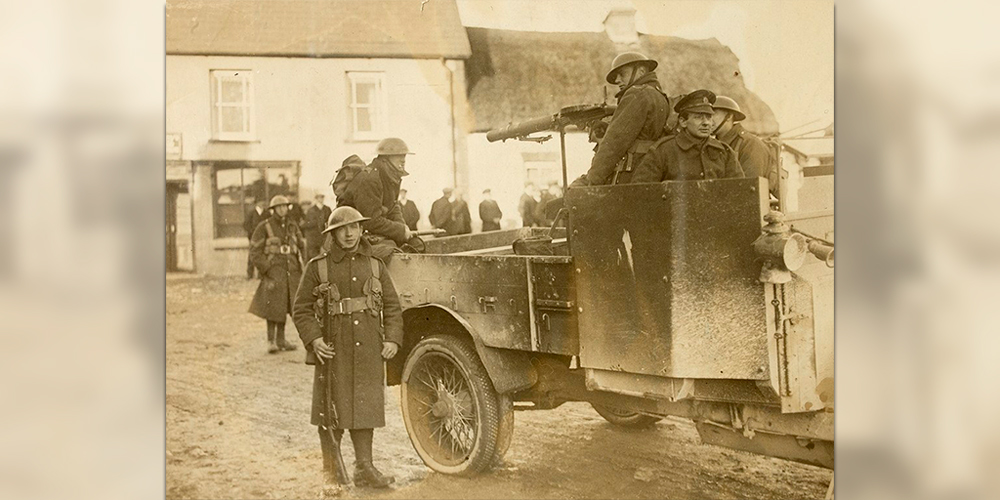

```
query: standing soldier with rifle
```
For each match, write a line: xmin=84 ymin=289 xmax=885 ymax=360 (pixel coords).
xmin=571 ymin=52 xmax=670 ymax=187
xmin=292 ymin=206 xmax=403 ymax=497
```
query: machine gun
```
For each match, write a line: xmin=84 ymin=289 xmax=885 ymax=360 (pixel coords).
xmin=486 ymin=103 xmax=616 ymax=143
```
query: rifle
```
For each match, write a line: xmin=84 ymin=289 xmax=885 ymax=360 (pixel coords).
xmin=486 ymin=103 xmax=617 ymax=143
xmin=413 ymin=229 xmax=446 ymax=237
xmin=316 ymin=280 xmax=349 ymax=483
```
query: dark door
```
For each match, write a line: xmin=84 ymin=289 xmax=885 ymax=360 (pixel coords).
xmin=166 ymin=183 xmax=178 ymax=271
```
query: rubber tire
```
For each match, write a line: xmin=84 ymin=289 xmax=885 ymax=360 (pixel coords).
xmin=591 ymin=402 xmax=664 ymax=428
xmin=490 ymin=393 xmax=514 ymax=469
xmin=400 ymin=335 xmax=506 ymax=476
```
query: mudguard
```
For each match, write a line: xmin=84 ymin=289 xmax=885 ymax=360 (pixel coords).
xmin=388 ymin=304 xmax=538 ymax=394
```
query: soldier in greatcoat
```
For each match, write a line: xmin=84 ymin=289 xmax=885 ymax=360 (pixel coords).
xmin=632 ymin=90 xmax=745 ymax=183
xmin=571 ymin=52 xmax=670 ymax=186
xmin=712 ymin=95 xmax=778 ymax=195
xmin=337 ymin=138 xmax=414 ymax=261
xmin=248 ymin=195 xmax=305 ymax=354
xmin=292 ymin=206 xmax=403 ymax=496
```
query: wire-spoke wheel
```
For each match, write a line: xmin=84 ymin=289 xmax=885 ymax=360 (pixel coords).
xmin=401 ymin=335 xmax=508 ymax=475
xmin=591 ymin=402 xmax=664 ymax=428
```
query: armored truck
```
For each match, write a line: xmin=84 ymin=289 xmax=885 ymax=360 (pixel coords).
xmin=384 ymin=106 xmax=833 ymax=477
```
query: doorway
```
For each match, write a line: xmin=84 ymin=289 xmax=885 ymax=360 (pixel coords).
xmin=166 ymin=181 xmax=194 ymax=272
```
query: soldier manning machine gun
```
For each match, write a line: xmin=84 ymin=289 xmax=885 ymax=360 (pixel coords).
xmin=486 ymin=103 xmax=616 ymax=190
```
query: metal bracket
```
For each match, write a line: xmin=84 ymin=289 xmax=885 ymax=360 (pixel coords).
xmin=478 ymin=296 xmax=497 ymax=313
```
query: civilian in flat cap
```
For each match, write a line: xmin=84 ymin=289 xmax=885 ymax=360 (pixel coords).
xmin=631 ymin=90 xmax=743 ymax=183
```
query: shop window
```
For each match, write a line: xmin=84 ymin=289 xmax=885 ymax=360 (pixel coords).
xmin=212 ymin=161 xmax=298 ymax=239
xmin=211 ymin=70 xmax=255 ymax=141
xmin=347 ymin=72 xmax=386 ymax=141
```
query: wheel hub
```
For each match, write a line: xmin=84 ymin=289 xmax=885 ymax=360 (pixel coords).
xmin=431 ymin=389 xmax=457 ymax=418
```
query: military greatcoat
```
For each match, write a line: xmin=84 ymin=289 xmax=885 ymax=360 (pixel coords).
xmin=292 ymin=239 xmax=404 ymax=429
xmin=717 ymin=122 xmax=777 ymax=195
xmin=339 ymin=156 xmax=408 ymax=245
xmin=631 ymin=129 xmax=745 ymax=183
xmin=573 ymin=72 xmax=670 ymax=186
xmin=248 ymin=214 xmax=305 ymax=322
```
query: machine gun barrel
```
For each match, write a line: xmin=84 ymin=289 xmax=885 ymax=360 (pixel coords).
xmin=486 ymin=103 xmax=616 ymax=143
xmin=486 ymin=115 xmax=559 ymax=142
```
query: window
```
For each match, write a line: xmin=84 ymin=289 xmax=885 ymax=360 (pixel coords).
xmin=523 ymin=152 xmax=562 ymax=189
xmin=211 ymin=161 xmax=298 ymax=239
xmin=347 ymin=72 xmax=386 ymax=141
xmin=211 ymin=70 xmax=255 ymax=141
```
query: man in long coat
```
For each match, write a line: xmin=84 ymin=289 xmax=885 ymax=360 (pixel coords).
xmin=428 ymin=188 xmax=453 ymax=234
xmin=478 ymin=189 xmax=502 ymax=232
xmin=398 ymin=189 xmax=420 ymax=231
xmin=244 ymin=200 xmax=266 ymax=279
xmin=571 ymin=52 xmax=670 ymax=187
xmin=303 ymin=194 xmax=333 ymax=260
xmin=632 ymin=90 xmax=744 ymax=183
xmin=447 ymin=190 xmax=472 ymax=235
xmin=292 ymin=206 xmax=402 ymax=495
xmin=248 ymin=195 xmax=305 ymax=354
xmin=338 ymin=138 xmax=414 ymax=260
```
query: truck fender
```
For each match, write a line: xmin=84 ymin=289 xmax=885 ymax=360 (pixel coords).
xmin=388 ymin=304 xmax=538 ymax=394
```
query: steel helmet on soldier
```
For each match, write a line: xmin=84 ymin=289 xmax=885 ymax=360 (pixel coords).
xmin=322 ymin=206 xmax=370 ymax=233
xmin=268 ymin=195 xmax=292 ymax=210
xmin=713 ymin=95 xmax=747 ymax=122
xmin=375 ymin=137 xmax=413 ymax=156
xmin=605 ymin=52 xmax=658 ymax=84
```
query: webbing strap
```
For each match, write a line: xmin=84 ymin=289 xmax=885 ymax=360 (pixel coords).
xmin=265 ymin=220 xmax=274 ymax=239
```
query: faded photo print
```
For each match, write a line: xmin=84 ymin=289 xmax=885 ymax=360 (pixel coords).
xmin=165 ymin=1 xmax=833 ymax=498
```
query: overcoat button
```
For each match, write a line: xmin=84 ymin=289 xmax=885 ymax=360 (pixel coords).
xmin=354 ymin=320 xmax=359 ymax=325
xmin=352 ymin=277 xmax=357 ymax=281
xmin=356 ymin=342 xmax=361 ymax=346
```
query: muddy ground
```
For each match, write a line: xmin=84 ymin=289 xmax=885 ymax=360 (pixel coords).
xmin=166 ymin=275 xmax=832 ymax=499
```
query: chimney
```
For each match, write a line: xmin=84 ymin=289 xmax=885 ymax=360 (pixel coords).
xmin=603 ymin=7 xmax=639 ymax=47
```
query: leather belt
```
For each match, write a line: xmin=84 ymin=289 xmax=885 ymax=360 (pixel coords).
xmin=329 ymin=296 xmax=368 ymax=315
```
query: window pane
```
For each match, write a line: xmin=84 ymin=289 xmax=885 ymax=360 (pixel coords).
xmin=222 ymin=106 xmax=245 ymax=134
xmin=267 ymin=167 xmax=297 ymax=199
xmin=221 ymin=78 xmax=244 ymax=103
xmin=355 ymin=82 xmax=376 ymax=105
xmin=243 ymin=168 xmax=264 ymax=206
xmin=215 ymin=167 xmax=245 ymax=238
xmin=355 ymin=107 xmax=373 ymax=132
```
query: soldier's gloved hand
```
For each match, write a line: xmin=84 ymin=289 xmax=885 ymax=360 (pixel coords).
xmin=311 ymin=338 xmax=335 ymax=364
xmin=403 ymin=227 xmax=413 ymax=241
xmin=381 ymin=342 xmax=399 ymax=360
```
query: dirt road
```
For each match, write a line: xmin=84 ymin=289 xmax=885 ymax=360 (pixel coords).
xmin=166 ymin=276 xmax=832 ymax=499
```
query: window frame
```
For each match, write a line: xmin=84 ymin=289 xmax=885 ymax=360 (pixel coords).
xmin=346 ymin=71 xmax=387 ymax=142
xmin=211 ymin=69 xmax=256 ymax=142
xmin=208 ymin=161 xmax=300 ymax=240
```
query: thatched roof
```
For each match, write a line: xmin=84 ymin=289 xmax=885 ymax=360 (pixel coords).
xmin=167 ymin=0 xmax=471 ymax=59
xmin=465 ymin=28 xmax=778 ymax=135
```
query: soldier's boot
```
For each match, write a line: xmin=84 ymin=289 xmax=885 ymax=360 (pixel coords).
xmin=351 ymin=429 xmax=394 ymax=488
xmin=319 ymin=427 xmax=349 ymax=496
xmin=275 ymin=322 xmax=297 ymax=351
xmin=266 ymin=321 xmax=279 ymax=354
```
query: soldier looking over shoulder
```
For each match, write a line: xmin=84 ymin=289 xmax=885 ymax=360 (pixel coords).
xmin=712 ymin=95 xmax=776 ymax=192
xmin=571 ymin=52 xmax=670 ymax=187
xmin=292 ymin=206 xmax=403 ymax=497
xmin=632 ymin=90 xmax=744 ymax=183
xmin=337 ymin=137 xmax=414 ymax=260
